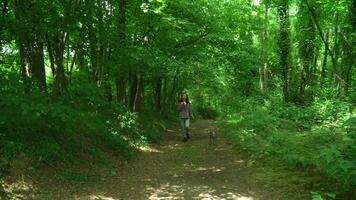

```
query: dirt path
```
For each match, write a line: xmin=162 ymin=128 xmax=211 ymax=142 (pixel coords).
xmin=36 ymin=120 xmax=265 ymax=199
xmin=66 ymin=119 xmax=260 ymax=200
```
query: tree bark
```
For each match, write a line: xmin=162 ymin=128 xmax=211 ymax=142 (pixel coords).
xmin=116 ymin=0 xmax=127 ymax=105
xmin=46 ymin=35 xmax=56 ymax=78
xmin=29 ymin=40 xmax=47 ymax=92
xmin=13 ymin=0 xmax=46 ymax=93
xmin=342 ymin=0 xmax=356 ymax=94
xmin=0 ymin=0 xmax=9 ymax=51
xmin=259 ymin=3 xmax=269 ymax=92
xmin=134 ymin=74 xmax=145 ymax=112
xmin=304 ymin=0 xmax=345 ymax=86
xmin=298 ymin=0 xmax=316 ymax=103
xmin=155 ymin=77 xmax=162 ymax=111
xmin=88 ymin=19 xmax=98 ymax=82
xmin=320 ymin=31 xmax=329 ymax=87
xmin=116 ymin=78 xmax=126 ymax=104
xmin=49 ymin=33 xmax=68 ymax=96
xmin=129 ymin=69 xmax=138 ymax=111
xmin=278 ymin=0 xmax=292 ymax=102
xmin=18 ymin=41 xmax=30 ymax=93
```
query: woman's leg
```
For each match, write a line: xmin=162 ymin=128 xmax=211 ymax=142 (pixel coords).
xmin=180 ymin=118 xmax=187 ymax=139
xmin=185 ymin=119 xmax=190 ymax=139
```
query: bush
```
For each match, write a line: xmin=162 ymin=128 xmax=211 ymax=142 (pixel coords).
xmin=196 ymin=105 xmax=219 ymax=119
xmin=0 ymin=82 xmax=144 ymax=171
xmin=219 ymin=96 xmax=356 ymax=197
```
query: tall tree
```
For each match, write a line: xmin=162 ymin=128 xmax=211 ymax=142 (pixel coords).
xmin=277 ymin=0 xmax=292 ymax=102
xmin=297 ymin=0 xmax=317 ymax=103
xmin=13 ymin=0 xmax=46 ymax=92
xmin=116 ymin=0 xmax=127 ymax=104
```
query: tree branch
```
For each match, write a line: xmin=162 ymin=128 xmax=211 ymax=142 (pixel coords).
xmin=304 ymin=0 xmax=345 ymax=84
xmin=174 ymin=26 xmax=210 ymax=49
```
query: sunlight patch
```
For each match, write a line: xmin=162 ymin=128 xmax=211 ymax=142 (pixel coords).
xmin=137 ymin=146 xmax=162 ymax=153
xmin=195 ymin=166 xmax=225 ymax=172
xmin=90 ymin=194 xmax=117 ymax=200
xmin=198 ymin=191 xmax=254 ymax=200
xmin=147 ymin=183 xmax=184 ymax=200
xmin=1 ymin=178 xmax=36 ymax=199
xmin=166 ymin=144 xmax=181 ymax=150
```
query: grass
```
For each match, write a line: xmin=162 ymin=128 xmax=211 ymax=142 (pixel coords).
xmin=218 ymin=100 xmax=356 ymax=199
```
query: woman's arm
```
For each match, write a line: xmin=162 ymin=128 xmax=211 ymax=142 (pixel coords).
xmin=189 ymin=104 xmax=193 ymax=118
xmin=177 ymin=102 xmax=183 ymax=112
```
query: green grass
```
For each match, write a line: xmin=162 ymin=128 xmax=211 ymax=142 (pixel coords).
xmin=218 ymin=97 xmax=356 ymax=199
xmin=0 ymin=88 xmax=168 ymax=179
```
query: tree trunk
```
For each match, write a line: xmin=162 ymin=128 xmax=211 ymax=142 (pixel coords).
xmin=17 ymin=41 xmax=30 ymax=93
xmin=311 ymin=46 xmax=319 ymax=86
xmin=278 ymin=0 xmax=292 ymax=102
xmin=298 ymin=0 xmax=317 ymax=103
xmin=116 ymin=0 xmax=127 ymax=105
xmin=13 ymin=0 xmax=46 ymax=93
xmin=29 ymin=41 xmax=47 ymax=92
xmin=103 ymin=47 xmax=112 ymax=102
xmin=134 ymin=74 xmax=145 ymax=112
xmin=46 ymin=35 xmax=56 ymax=78
xmin=341 ymin=0 xmax=356 ymax=95
xmin=0 ymin=0 xmax=9 ymax=52
xmin=320 ymin=31 xmax=329 ymax=87
xmin=68 ymin=50 xmax=77 ymax=84
xmin=161 ymin=77 xmax=169 ymax=116
xmin=89 ymin=22 xmax=98 ymax=82
xmin=116 ymin=78 xmax=126 ymax=104
xmin=129 ymin=69 xmax=138 ymax=111
xmin=259 ymin=3 xmax=269 ymax=92
xmin=169 ymin=73 xmax=179 ymax=109
xmin=155 ymin=77 xmax=162 ymax=111
xmin=304 ymin=0 xmax=344 ymax=88
xmin=49 ymin=34 xmax=68 ymax=96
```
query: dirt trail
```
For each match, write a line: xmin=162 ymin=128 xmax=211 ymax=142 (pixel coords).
xmin=38 ymin=120 xmax=264 ymax=199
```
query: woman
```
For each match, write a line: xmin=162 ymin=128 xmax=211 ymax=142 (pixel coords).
xmin=177 ymin=93 xmax=193 ymax=142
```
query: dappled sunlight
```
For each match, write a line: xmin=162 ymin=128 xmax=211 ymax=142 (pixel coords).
xmin=183 ymin=163 xmax=195 ymax=169
xmin=146 ymin=182 xmax=255 ymax=200
xmin=213 ymin=147 xmax=228 ymax=151
xmin=165 ymin=143 xmax=182 ymax=150
xmin=195 ymin=166 xmax=225 ymax=173
xmin=137 ymin=146 xmax=163 ymax=153
xmin=234 ymin=159 xmax=245 ymax=164
xmin=19 ymin=120 xmax=260 ymax=199
xmin=197 ymin=191 xmax=254 ymax=200
xmin=89 ymin=194 xmax=117 ymax=200
xmin=146 ymin=183 xmax=184 ymax=200
xmin=1 ymin=178 xmax=36 ymax=199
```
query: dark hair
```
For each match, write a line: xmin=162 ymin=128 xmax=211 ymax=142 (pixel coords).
xmin=178 ymin=93 xmax=190 ymax=104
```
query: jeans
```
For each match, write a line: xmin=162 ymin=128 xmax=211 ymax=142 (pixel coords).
xmin=180 ymin=118 xmax=190 ymax=138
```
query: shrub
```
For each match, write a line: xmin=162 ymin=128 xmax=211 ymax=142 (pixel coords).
xmin=219 ymin=96 xmax=356 ymax=197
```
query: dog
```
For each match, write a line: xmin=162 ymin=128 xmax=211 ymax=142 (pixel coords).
xmin=208 ymin=128 xmax=218 ymax=145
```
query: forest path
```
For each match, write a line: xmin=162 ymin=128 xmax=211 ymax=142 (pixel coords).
xmin=78 ymin=119 xmax=260 ymax=200
xmin=40 ymin=120 xmax=265 ymax=199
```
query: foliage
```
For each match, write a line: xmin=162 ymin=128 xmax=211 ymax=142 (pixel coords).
xmin=0 ymin=74 xmax=148 ymax=172
xmin=219 ymin=95 xmax=356 ymax=198
xmin=0 ymin=0 xmax=355 ymax=198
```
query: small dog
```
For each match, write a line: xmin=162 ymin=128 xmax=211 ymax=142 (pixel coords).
xmin=209 ymin=128 xmax=218 ymax=145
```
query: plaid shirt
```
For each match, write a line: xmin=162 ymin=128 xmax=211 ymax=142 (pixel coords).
xmin=177 ymin=102 xmax=192 ymax=118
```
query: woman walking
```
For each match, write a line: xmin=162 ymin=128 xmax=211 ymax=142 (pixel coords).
xmin=177 ymin=93 xmax=193 ymax=142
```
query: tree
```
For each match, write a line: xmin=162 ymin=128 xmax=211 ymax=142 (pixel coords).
xmin=277 ymin=0 xmax=292 ymax=102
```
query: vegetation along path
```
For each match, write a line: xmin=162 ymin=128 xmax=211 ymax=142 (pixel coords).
xmin=33 ymin=120 xmax=284 ymax=200
xmin=28 ymin=118 xmax=324 ymax=200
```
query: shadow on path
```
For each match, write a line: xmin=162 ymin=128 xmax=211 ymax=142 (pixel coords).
xmin=69 ymin=120 xmax=260 ymax=200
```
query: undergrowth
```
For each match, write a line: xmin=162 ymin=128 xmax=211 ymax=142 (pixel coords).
xmin=219 ymin=93 xmax=356 ymax=199
xmin=0 ymin=76 xmax=167 ymax=178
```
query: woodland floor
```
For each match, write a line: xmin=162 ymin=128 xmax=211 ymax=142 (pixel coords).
xmin=2 ymin=120 xmax=313 ymax=200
